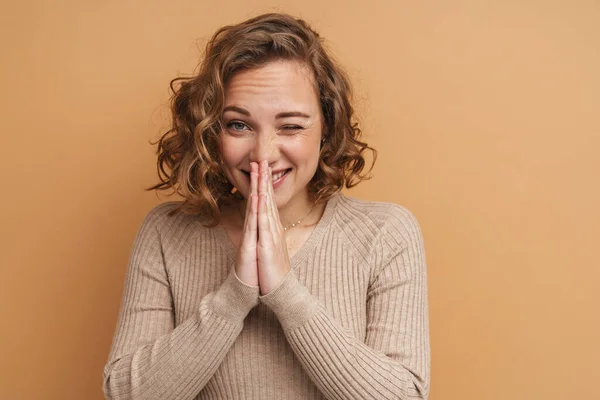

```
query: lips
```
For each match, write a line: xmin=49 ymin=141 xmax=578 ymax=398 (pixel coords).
xmin=271 ymin=169 xmax=289 ymax=181
xmin=240 ymin=168 xmax=291 ymax=181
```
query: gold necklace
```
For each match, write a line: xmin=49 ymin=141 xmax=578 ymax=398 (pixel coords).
xmin=237 ymin=200 xmax=315 ymax=231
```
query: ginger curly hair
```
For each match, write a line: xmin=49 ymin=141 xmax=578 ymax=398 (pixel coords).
xmin=146 ymin=12 xmax=377 ymax=227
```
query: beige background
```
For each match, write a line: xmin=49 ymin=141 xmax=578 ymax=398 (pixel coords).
xmin=1 ymin=0 xmax=599 ymax=399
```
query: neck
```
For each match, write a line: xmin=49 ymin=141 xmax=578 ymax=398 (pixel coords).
xmin=229 ymin=189 xmax=320 ymax=229
xmin=275 ymin=189 xmax=314 ymax=228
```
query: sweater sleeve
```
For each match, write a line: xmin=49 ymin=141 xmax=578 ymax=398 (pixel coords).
xmin=259 ymin=207 xmax=430 ymax=400
xmin=102 ymin=206 xmax=260 ymax=400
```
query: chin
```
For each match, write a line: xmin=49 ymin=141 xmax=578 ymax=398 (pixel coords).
xmin=273 ymin=194 xmax=289 ymax=209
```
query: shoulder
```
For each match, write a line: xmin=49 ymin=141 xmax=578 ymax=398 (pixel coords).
xmin=142 ymin=201 xmax=182 ymax=220
xmin=138 ymin=201 xmax=186 ymax=231
xmin=136 ymin=201 xmax=207 ymax=249
xmin=330 ymin=193 xmax=424 ymax=265
xmin=334 ymin=193 xmax=423 ymax=241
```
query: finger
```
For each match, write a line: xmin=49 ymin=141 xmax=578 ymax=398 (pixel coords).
xmin=242 ymin=189 xmax=250 ymax=221
xmin=259 ymin=161 xmax=270 ymax=216
xmin=258 ymin=160 xmax=267 ymax=196
xmin=248 ymin=165 xmax=258 ymax=218
xmin=242 ymin=162 xmax=258 ymax=220
xmin=267 ymin=167 xmax=283 ymax=232
xmin=251 ymin=162 xmax=258 ymax=196
xmin=242 ymin=194 xmax=258 ymax=245
xmin=258 ymin=193 xmax=271 ymax=244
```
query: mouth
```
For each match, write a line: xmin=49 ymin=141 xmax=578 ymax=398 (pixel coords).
xmin=241 ymin=168 xmax=292 ymax=183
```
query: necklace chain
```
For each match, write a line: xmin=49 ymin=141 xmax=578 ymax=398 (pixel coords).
xmin=237 ymin=199 xmax=315 ymax=231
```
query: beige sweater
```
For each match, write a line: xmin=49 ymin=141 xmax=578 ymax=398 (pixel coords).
xmin=102 ymin=192 xmax=430 ymax=399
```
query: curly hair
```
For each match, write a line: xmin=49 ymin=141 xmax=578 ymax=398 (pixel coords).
xmin=146 ymin=12 xmax=377 ymax=227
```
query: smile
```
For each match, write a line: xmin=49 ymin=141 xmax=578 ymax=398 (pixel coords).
xmin=241 ymin=168 xmax=291 ymax=185
xmin=271 ymin=169 xmax=288 ymax=181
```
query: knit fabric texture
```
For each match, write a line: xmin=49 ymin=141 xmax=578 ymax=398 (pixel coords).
xmin=102 ymin=192 xmax=430 ymax=399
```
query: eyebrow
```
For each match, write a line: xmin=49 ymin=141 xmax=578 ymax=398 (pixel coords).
xmin=223 ymin=105 xmax=310 ymax=119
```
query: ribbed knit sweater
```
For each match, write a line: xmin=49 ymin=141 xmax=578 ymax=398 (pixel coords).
xmin=102 ymin=192 xmax=430 ymax=399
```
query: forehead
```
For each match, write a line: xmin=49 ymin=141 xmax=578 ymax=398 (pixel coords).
xmin=224 ymin=59 xmax=319 ymax=111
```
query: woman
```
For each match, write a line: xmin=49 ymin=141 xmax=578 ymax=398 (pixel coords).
xmin=103 ymin=12 xmax=430 ymax=400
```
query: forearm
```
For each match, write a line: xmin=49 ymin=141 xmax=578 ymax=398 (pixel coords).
xmin=260 ymin=270 xmax=429 ymax=400
xmin=283 ymin=307 xmax=427 ymax=399
xmin=103 ymin=270 xmax=259 ymax=400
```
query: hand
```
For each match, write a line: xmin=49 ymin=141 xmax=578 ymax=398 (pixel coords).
xmin=234 ymin=162 xmax=259 ymax=286
xmin=257 ymin=160 xmax=291 ymax=295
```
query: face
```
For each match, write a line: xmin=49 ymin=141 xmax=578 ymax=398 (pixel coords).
xmin=218 ymin=59 xmax=323 ymax=208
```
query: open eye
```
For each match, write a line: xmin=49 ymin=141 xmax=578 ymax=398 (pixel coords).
xmin=226 ymin=121 xmax=249 ymax=131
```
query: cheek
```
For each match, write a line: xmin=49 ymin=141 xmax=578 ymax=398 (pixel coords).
xmin=219 ymin=138 xmax=246 ymax=164
xmin=285 ymin=139 xmax=320 ymax=165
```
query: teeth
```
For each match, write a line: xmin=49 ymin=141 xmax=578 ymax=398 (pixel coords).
xmin=272 ymin=170 xmax=287 ymax=181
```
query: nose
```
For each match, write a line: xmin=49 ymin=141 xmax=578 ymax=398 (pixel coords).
xmin=248 ymin=132 xmax=280 ymax=166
